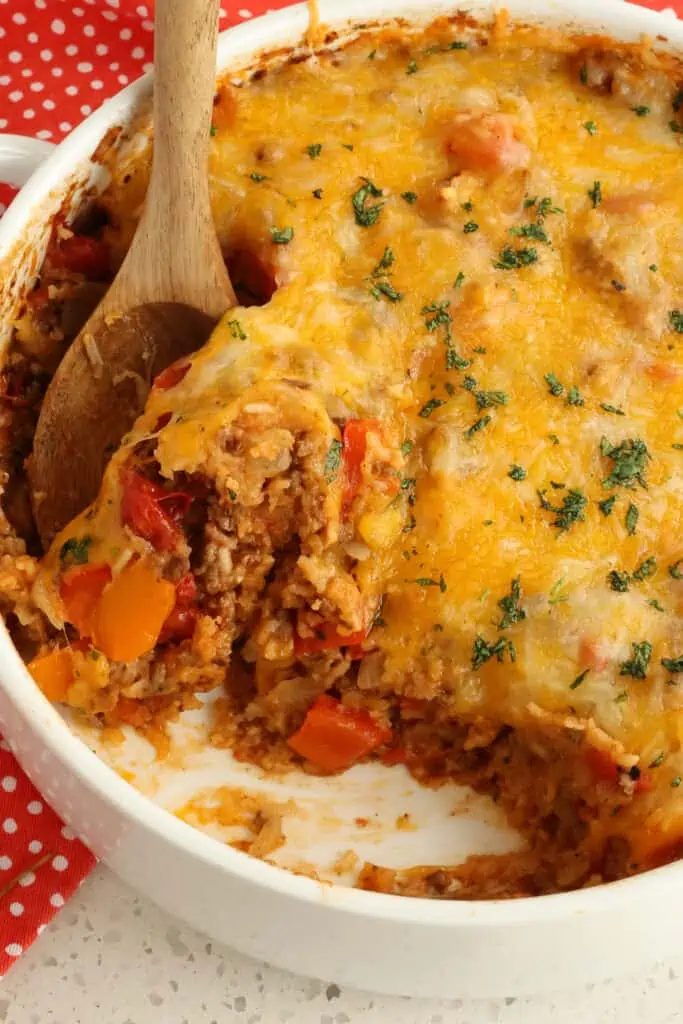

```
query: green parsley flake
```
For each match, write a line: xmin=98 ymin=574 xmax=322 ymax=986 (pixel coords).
xmin=600 ymin=403 xmax=625 ymax=416
xmin=250 ymin=171 xmax=268 ymax=182
xmin=583 ymin=121 xmax=597 ymax=135
xmin=406 ymin=59 xmax=418 ymax=74
xmin=620 ymin=640 xmax=652 ymax=679
xmin=632 ymin=556 xmax=657 ymax=582
xmin=494 ymin=246 xmax=538 ymax=270
xmin=669 ymin=560 xmax=683 ymax=579
xmin=509 ymin=223 xmax=549 ymax=244
xmin=352 ymin=178 xmax=384 ymax=227
xmin=662 ymin=655 xmax=683 ymax=674
xmin=588 ymin=180 xmax=602 ymax=208
xmin=538 ymin=487 xmax=588 ymax=533
xmin=672 ymin=776 xmax=682 ymax=788
xmin=632 ymin=105 xmax=650 ymax=116
xmin=669 ymin=310 xmax=683 ymax=333
xmin=463 ymin=221 xmax=479 ymax=234
xmin=544 ymin=372 xmax=564 ymax=396
xmin=497 ymin=577 xmax=526 ymax=630
xmin=312 ymin=188 xmax=323 ymax=199
xmin=649 ymin=752 xmax=666 ymax=769
xmin=509 ymin=464 xmax=527 ymax=481
xmin=400 ymin=440 xmax=413 ymax=456
xmin=306 ymin=143 xmax=322 ymax=159
xmin=608 ymin=570 xmax=630 ymax=593
xmin=625 ymin=503 xmax=639 ymax=535
xmin=599 ymin=495 xmax=617 ymax=517
xmin=270 ymin=226 xmax=294 ymax=244
xmin=371 ymin=280 xmax=403 ymax=302
xmin=649 ymin=599 xmax=666 ymax=612
xmin=324 ymin=439 xmax=342 ymax=480
xmin=465 ymin=415 xmax=492 ymax=439
xmin=59 ymin=535 xmax=92 ymax=567
xmin=600 ymin=437 xmax=650 ymax=490
xmin=549 ymin=578 xmax=569 ymax=605
xmin=228 ymin=319 xmax=246 ymax=340
xmin=566 ymin=385 xmax=584 ymax=407
xmin=471 ymin=635 xmax=516 ymax=670
xmin=419 ymin=398 xmax=446 ymax=418
xmin=570 ymin=669 xmax=590 ymax=690
xmin=411 ymin=575 xmax=447 ymax=592
xmin=401 ymin=191 xmax=417 ymax=204
xmin=454 ymin=272 xmax=465 ymax=289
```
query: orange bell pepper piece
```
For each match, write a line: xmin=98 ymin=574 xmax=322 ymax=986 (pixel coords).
xmin=93 ymin=559 xmax=176 ymax=662
xmin=28 ymin=647 xmax=74 ymax=703
xmin=60 ymin=562 xmax=113 ymax=637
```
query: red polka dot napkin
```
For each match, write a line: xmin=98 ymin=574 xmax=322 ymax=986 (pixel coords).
xmin=0 ymin=0 xmax=681 ymax=976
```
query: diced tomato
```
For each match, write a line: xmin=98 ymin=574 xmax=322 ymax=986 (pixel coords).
xmin=60 ymin=562 xmax=112 ymax=637
xmin=634 ymin=770 xmax=653 ymax=795
xmin=120 ymin=468 xmax=192 ymax=551
xmin=341 ymin=418 xmax=382 ymax=516
xmin=644 ymin=361 xmax=682 ymax=383
xmin=287 ymin=694 xmax=391 ymax=772
xmin=346 ymin=644 xmax=366 ymax=661
xmin=158 ymin=572 xmax=198 ymax=643
xmin=293 ymin=620 xmax=366 ymax=656
xmin=153 ymin=411 xmax=174 ymax=432
xmin=153 ymin=359 xmax=191 ymax=391
xmin=50 ymin=234 xmax=110 ymax=279
xmin=445 ymin=112 xmax=530 ymax=176
xmin=381 ymin=746 xmax=409 ymax=766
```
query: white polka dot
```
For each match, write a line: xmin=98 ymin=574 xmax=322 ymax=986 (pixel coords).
xmin=80 ymin=104 xmax=92 ymax=115
xmin=9 ymin=91 xmax=23 ymax=102
xmin=105 ymin=0 xmax=120 ymax=7
xmin=3 ymin=817 xmax=18 ymax=834
xmin=1 ymin=775 xmax=17 ymax=792
xmin=9 ymin=902 xmax=24 ymax=917
xmin=65 ymin=84 xmax=78 ymax=96
xmin=50 ymin=17 xmax=65 ymax=34
xmin=238 ymin=8 xmax=254 ymax=17
xmin=83 ymin=24 xmax=95 ymax=37
xmin=49 ymin=892 xmax=64 ymax=907
xmin=0 ymin=120 xmax=7 ymax=132
xmin=21 ymin=67 xmax=33 ymax=78
xmin=102 ymin=10 xmax=117 ymax=21
xmin=51 ymin=67 xmax=63 ymax=78
xmin=142 ymin=20 xmax=153 ymax=31
xmin=5 ymin=944 xmax=22 ymax=958
xmin=27 ymin=32 xmax=39 ymax=43
xmin=28 ymin=839 xmax=43 ymax=853
xmin=0 ymin=855 xmax=13 ymax=870
xmin=23 ymin=109 xmax=35 ymax=120
xmin=90 ymin=80 xmax=103 ymax=90
xmin=18 ymin=871 xmax=35 ymax=887
xmin=136 ymin=3 xmax=148 ymax=14
xmin=42 ymin=98 xmax=56 ymax=110
xmin=0 ymin=25 xmax=4 ymax=38
xmin=12 ymin=11 xmax=27 ymax=23
xmin=95 ymin=43 xmax=109 ymax=56
xmin=117 ymin=74 xmax=129 ymax=85
xmin=73 ymin=5 xmax=84 ymax=13
xmin=52 ymin=855 xmax=69 ymax=872
xmin=131 ymin=46 xmax=145 ymax=60
xmin=8 ymin=50 xmax=22 ymax=63
xmin=76 ymin=61 xmax=93 ymax=73
xmin=36 ymin=129 xmax=53 ymax=140
xmin=30 ymin=81 xmax=45 ymax=92
xmin=65 ymin=43 xmax=78 ymax=56
xmin=119 ymin=27 xmax=132 ymax=41
xmin=34 ymin=0 xmax=47 ymax=8
xmin=0 ymin=75 xmax=10 ymax=86
xmin=61 ymin=826 xmax=75 ymax=840
xmin=36 ymin=924 xmax=47 ymax=936
xmin=27 ymin=800 xmax=42 ymax=814
xmin=142 ymin=62 xmax=153 ymax=74
xmin=59 ymin=122 xmax=72 ymax=133
xmin=40 ymin=48 xmax=52 ymax=61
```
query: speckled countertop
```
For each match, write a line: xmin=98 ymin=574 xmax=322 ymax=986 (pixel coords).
xmin=1 ymin=868 xmax=682 ymax=1023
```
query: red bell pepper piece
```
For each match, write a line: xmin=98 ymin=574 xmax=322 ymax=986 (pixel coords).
xmin=120 ymin=468 xmax=191 ymax=552
xmin=158 ymin=572 xmax=198 ymax=643
xmin=153 ymin=359 xmax=191 ymax=391
xmin=51 ymin=234 xmax=110 ymax=279
xmin=341 ymin=418 xmax=381 ymax=515
xmin=287 ymin=694 xmax=391 ymax=772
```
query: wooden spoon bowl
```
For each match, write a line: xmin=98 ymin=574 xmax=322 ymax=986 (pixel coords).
xmin=28 ymin=0 xmax=235 ymax=548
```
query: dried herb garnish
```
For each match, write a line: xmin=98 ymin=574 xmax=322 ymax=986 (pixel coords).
xmin=620 ymin=641 xmax=652 ymax=679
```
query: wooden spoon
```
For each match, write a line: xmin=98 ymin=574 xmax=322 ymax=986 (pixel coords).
xmin=28 ymin=0 xmax=235 ymax=549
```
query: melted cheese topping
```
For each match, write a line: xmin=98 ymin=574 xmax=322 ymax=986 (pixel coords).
xmin=41 ymin=21 xmax=683 ymax=843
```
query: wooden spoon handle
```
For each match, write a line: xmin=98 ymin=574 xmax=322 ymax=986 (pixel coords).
xmin=115 ymin=0 xmax=234 ymax=315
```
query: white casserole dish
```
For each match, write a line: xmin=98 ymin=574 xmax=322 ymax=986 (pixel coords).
xmin=1 ymin=0 xmax=683 ymax=999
